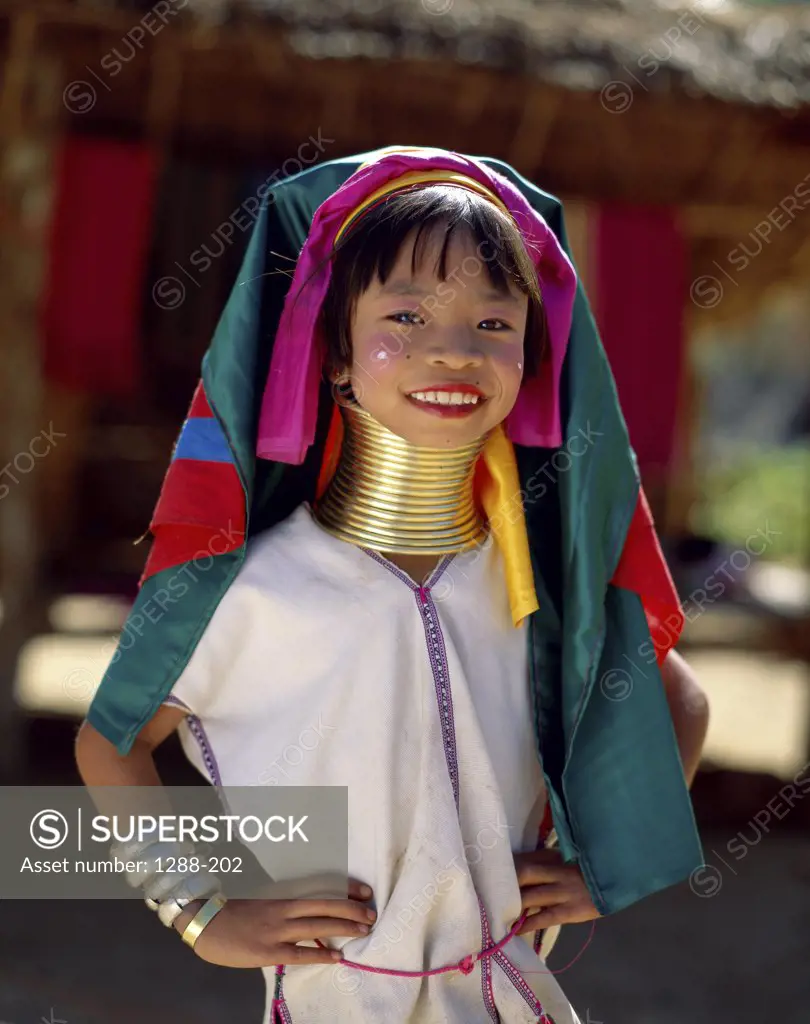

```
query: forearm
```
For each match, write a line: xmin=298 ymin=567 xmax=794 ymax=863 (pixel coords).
xmin=661 ymin=648 xmax=710 ymax=787
xmin=74 ymin=719 xmax=178 ymax=845
xmin=75 ymin=721 xmax=164 ymax=787
xmin=76 ymin=719 xmax=209 ymax=932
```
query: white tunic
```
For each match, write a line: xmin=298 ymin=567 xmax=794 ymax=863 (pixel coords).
xmin=166 ymin=502 xmax=579 ymax=1024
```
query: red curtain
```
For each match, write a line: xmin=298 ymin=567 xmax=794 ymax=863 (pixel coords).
xmin=593 ymin=206 xmax=687 ymax=481
xmin=41 ymin=137 xmax=159 ymax=397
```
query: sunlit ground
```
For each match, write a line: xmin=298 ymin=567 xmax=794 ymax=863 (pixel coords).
xmin=9 ymin=593 xmax=810 ymax=778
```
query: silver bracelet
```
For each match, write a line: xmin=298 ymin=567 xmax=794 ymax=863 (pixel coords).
xmin=153 ymin=897 xmax=193 ymax=929
xmin=111 ymin=838 xmax=221 ymax=926
xmin=146 ymin=872 xmax=222 ymax=928
xmin=144 ymin=865 xmax=222 ymax=904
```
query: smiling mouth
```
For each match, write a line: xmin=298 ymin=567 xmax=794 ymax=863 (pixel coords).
xmin=404 ymin=388 xmax=487 ymax=418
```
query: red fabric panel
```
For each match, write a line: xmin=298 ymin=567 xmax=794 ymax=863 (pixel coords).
xmin=593 ymin=206 xmax=687 ymax=479
xmin=188 ymin=379 xmax=213 ymax=418
xmin=41 ymin=137 xmax=159 ymax=397
xmin=149 ymin=459 xmax=244 ymax=532
xmin=140 ymin=378 xmax=246 ymax=586
xmin=611 ymin=488 xmax=683 ymax=663
xmin=141 ymin=460 xmax=245 ymax=584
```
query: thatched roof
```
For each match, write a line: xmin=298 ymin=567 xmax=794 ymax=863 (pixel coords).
xmin=5 ymin=1 xmax=808 ymax=203
xmin=5 ymin=0 xmax=810 ymax=323
xmin=174 ymin=0 xmax=810 ymax=109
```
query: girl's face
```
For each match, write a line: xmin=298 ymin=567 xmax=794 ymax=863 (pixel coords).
xmin=346 ymin=229 xmax=529 ymax=449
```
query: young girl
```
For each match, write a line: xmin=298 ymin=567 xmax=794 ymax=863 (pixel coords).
xmin=76 ymin=146 xmax=709 ymax=1023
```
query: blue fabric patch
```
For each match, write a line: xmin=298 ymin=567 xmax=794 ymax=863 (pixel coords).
xmin=173 ymin=416 xmax=233 ymax=464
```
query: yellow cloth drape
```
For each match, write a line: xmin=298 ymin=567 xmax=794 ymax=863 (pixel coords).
xmin=479 ymin=424 xmax=539 ymax=627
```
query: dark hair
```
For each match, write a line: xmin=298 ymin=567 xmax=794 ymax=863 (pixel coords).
xmin=319 ymin=185 xmax=548 ymax=378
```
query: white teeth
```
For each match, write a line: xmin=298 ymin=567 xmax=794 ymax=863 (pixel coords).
xmin=409 ymin=391 xmax=481 ymax=406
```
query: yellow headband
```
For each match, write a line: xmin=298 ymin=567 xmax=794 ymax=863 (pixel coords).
xmin=334 ymin=169 xmax=513 ymax=245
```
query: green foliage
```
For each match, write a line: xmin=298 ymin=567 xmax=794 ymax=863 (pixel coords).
xmin=693 ymin=445 xmax=810 ymax=566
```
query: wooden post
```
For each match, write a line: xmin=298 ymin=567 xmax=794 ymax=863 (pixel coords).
xmin=0 ymin=11 xmax=58 ymax=780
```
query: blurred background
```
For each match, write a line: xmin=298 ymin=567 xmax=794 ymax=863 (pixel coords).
xmin=0 ymin=0 xmax=809 ymax=1021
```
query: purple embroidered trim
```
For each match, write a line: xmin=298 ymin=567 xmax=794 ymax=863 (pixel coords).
xmin=362 ymin=548 xmax=413 ymax=586
xmin=186 ymin=713 xmax=223 ymax=787
xmin=275 ymin=998 xmax=293 ymax=1024
xmin=361 ymin=550 xmax=454 ymax=590
xmin=477 ymin=898 xmax=502 ymax=1024
xmin=361 ymin=551 xmax=460 ymax=806
xmin=493 ymin=950 xmax=544 ymax=1017
xmin=417 ymin=585 xmax=461 ymax=809
xmin=272 ymin=965 xmax=294 ymax=1023
xmin=164 ymin=697 xmax=234 ymax=816
xmin=427 ymin=554 xmax=455 ymax=588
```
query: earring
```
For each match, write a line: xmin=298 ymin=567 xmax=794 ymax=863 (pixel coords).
xmin=331 ymin=370 xmax=357 ymax=408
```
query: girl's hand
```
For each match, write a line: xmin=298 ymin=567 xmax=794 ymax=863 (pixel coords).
xmin=180 ymin=878 xmax=376 ymax=968
xmin=513 ymin=849 xmax=600 ymax=934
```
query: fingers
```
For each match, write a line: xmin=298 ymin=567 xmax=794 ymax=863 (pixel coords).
xmin=517 ymin=912 xmax=547 ymax=935
xmin=516 ymin=906 xmax=569 ymax=933
xmin=280 ymin=944 xmax=346 ymax=966
xmin=281 ymin=916 xmax=372 ymax=943
xmin=519 ymin=883 xmax=570 ymax=911
xmin=518 ymin=902 xmax=599 ymax=932
xmin=260 ymin=873 xmax=374 ymax=901
xmin=516 ymin=865 xmax=573 ymax=886
xmin=514 ymin=855 xmax=577 ymax=887
xmin=348 ymin=878 xmax=374 ymax=901
xmin=292 ymin=876 xmax=374 ymax=901
xmin=285 ymin=898 xmax=377 ymax=926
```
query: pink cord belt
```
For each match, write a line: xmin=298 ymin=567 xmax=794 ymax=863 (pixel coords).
xmin=272 ymin=910 xmax=557 ymax=1023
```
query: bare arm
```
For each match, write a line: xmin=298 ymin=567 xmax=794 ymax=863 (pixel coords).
xmin=660 ymin=648 xmax=710 ymax=788
xmin=75 ymin=704 xmax=188 ymax=786
xmin=74 ymin=710 xmax=375 ymax=958
xmin=74 ymin=707 xmax=207 ymax=930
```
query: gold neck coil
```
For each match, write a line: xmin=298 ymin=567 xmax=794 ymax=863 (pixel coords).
xmin=312 ymin=401 xmax=488 ymax=554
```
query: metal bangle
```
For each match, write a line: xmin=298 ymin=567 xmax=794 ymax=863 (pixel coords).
xmin=181 ymin=893 xmax=227 ymax=949
xmin=153 ymin=872 xmax=222 ymax=928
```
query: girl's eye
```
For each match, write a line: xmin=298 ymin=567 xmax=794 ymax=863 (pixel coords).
xmin=389 ymin=311 xmax=425 ymax=326
xmin=478 ymin=319 xmax=512 ymax=331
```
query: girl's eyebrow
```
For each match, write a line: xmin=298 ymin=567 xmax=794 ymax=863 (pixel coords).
xmin=380 ymin=279 xmax=524 ymax=305
xmin=379 ymin=280 xmax=427 ymax=297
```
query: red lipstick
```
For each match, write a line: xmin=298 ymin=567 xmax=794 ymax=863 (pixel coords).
xmin=404 ymin=382 xmax=488 ymax=419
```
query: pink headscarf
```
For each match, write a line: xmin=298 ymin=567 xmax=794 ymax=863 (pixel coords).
xmin=256 ymin=147 xmax=577 ymax=463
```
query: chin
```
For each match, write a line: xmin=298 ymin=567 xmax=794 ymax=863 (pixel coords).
xmin=403 ymin=424 xmax=487 ymax=449
xmin=370 ymin=405 xmax=492 ymax=448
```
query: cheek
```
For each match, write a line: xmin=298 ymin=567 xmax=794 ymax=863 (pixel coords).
xmin=370 ymin=345 xmax=396 ymax=370
xmin=490 ymin=343 xmax=526 ymax=387
xmin=353 ymin=331 xmax=408 ymax=377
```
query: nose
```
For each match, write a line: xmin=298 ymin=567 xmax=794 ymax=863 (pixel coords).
xmin=425 ymin=329 xmax=484 ymax=369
